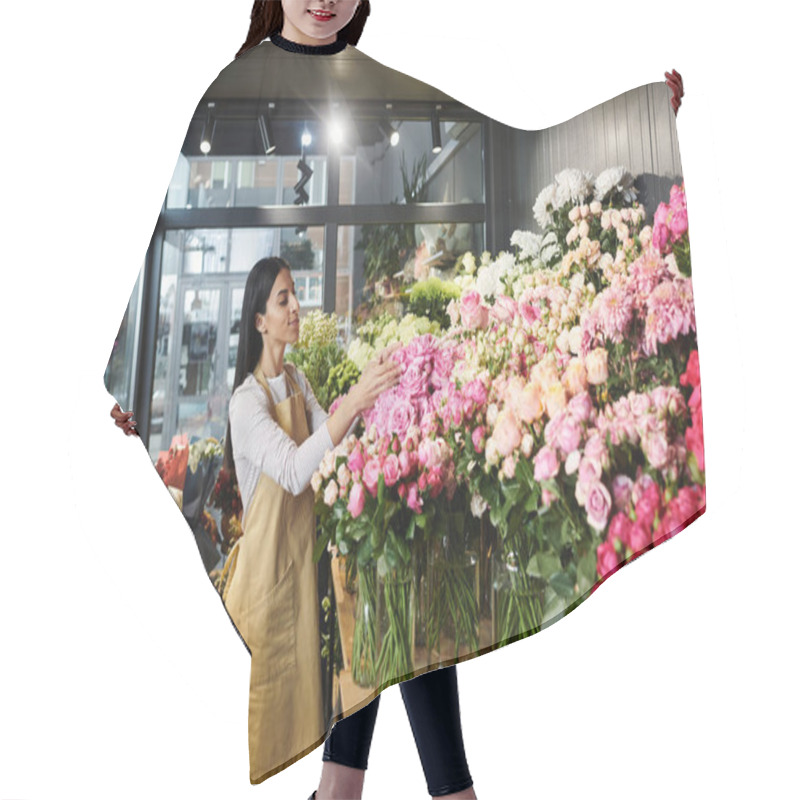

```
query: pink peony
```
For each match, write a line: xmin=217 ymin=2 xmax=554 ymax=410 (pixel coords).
xmin=472 ymin=425 xmax=486 ymax=453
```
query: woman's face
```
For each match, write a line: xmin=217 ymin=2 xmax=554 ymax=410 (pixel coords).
xmin=257 ymin=268 xmax=300 ymax=346
xmin=281 ymin=0 xmax=361 ymax=44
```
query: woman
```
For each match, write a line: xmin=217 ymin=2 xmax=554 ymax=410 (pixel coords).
xmin=222 ymin=254 xmax=405 ymax=791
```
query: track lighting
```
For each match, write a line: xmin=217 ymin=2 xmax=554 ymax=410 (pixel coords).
xmin=431 ymin=105 xmax=442 ymax=154
xmin=380 ymin=118 xmax=400 ymax=146
xmin=258 ymin=107 xmax=277 ymax=155
xmin=200 ymin=102 xmax=216 ymax=155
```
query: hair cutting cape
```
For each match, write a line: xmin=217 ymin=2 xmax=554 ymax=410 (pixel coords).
xmin=104 ymin=34 xmax=706 ymax=785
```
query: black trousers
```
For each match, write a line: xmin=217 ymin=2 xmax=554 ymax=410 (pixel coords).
xmin=323 ymin=664 xmax=473 ymax=797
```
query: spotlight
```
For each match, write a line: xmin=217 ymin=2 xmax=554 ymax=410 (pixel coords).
xmin=330 ymin=119 xmax=344 ymax=145
xmin=258 ymin=110 xmax=277 ymax=155
xmin=301 ymin=129 xmax=312 ymax=148
xmin=380 ymin=119 xmax=400 ymax=146
xmin=431 ymin=105 xmax=442 ymax=154
xmin=200 ymin=102 xmax=216 ymax=155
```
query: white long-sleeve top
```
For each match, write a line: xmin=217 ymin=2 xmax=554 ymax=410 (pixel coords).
xmin=228 ymin=364 xmax=360 ymax=525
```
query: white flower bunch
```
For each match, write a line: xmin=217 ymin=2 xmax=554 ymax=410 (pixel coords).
xmin=592 ymin=166 xmax=638 ymax=205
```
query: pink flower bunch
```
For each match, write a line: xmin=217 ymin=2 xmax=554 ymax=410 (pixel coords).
xmin=679 ymin=349 xmax=704 ymax=472
xmin=362 ymin=334 xmax=462 ymax=440
xmin=579 ymin=244 xmax=696 ymax=358
xmin=651 ymin=182 xmax=688 ymax=254
xmin=596 ymin=469 xmax=705 ymax=579
xmin=593 ymin=385 xmax=688 ymax=477
xmin=338 ymin=428 xmax=457 ymax=517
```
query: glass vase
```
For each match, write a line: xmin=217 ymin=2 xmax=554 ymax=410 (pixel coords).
xmin=351 ymin=562 xmax=379 ymax=688
xmin=490 ymin=546 xmax=544 ymax=649
xmin=424 ymin=530 xmax=480 ymax=663
xmin=375 ymin=559 xmax=416 ymax=688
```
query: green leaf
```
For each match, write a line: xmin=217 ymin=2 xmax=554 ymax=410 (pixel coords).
xmin=527 ymin=550 xmax=561 ymax=579
xmin=524 ymin=491 xmax=539 ymax=512
xmin=549 ymin=570 xmax=575 ymax=598
xmin=516 ymin=457 xmax=535 ymax=490
xmin=406 ymin=515 xmax=416 ymax=541
xmin=501 ymin=480 xmax=523 ymax=506
xmin=377 ymin=553 xmax=389 ymax=578
xmin=357 ymin=535 xmax=373 ymax=565
xmin=378 ymin=472 xmax=386 ymax=505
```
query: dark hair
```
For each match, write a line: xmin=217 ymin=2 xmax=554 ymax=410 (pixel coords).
xmin=236 ymin=0 xmax=371 ymax=59
xmin=223 ymin=256 xmax=291 ymax=478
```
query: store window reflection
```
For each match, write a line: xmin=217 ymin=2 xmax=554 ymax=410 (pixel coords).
xmin=340 ymin=220 xmax=484 ymax=345
xmin=150 ymin=226 xmax=326 ymax=457
xmin=341 ymin=120 xmax=484 ymax=206
xmin=166 ymin=153 xmax=328 ymax=209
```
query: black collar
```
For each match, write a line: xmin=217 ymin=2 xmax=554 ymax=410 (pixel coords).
xmin=270 ymin=31 xmax=348 ymax=55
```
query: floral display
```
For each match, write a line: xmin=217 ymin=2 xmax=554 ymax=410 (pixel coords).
xmin=304 ymin=170 xmax=705 ymax=681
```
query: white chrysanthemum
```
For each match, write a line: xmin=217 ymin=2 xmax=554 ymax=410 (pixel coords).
xmin=554 ymin=168 xmax=594 ymax=209
xmin=511 ymin=229 xmax=544 ymax=261
xmin=593 ymin=166 xmax=637 ymax=204
xmin=475 ymin=262 xmax=501 ymax=299
xmin=533 ymin=182 xmax=557 ymax=230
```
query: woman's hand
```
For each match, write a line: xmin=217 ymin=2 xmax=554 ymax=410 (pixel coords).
xmin=665 ymin=68 xmax=684 ymax=116
xmin=349 ymin=341 xmax=403 ymax=414
xmin=111 ymin=402 xmax=139 ymax=437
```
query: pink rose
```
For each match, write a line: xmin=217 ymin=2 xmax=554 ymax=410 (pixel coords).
xmin=607 ymin=512 xmax=632 ymax=548
xmin=406 ymin=482 xmax=423 ymax=513
xmin=567 ymin=392 xmax=594 ymax=425
xmin=489 ymin=294 xmax=518 ymax=324
xmin=634 ymin=482 xmax=661 ymax=529
xmin=472 ymin=425 xmax=485 ymax=453
xmin=383 ymin=453 xmax=400 ymax=487
xmin=516 ymin=383 xmax=542 ymax=424
xmin=398 ymin=449 xmax=415 ymax=478
xmin=493 ymin=409 xmax=522 ymax=457
xmin=533 ymin=445 xmax=559 ymax=481
xmin=627 ymin=522 xmax=651 ymax=553
xmin=611 ymin=474 xmax=634 ymax=511
xmin=585 ymin=480 xmax=612 ymax=531
xmin=347 ymin=481 xmax=366 ymax=518
xmin=347 ymin=444 xmax=365 ymax=474
xmin=460 ymin=290 xmax=489 ymax=330
xmin=556 ymin=415 xmax=582 ymax=455
xmin=362 ymin=458 xmax=382 ymax=498
xmin=596 ymin=540 xmax=620 ymax=579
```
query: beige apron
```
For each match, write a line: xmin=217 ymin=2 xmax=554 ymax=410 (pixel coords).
xmin=222 ymin=363 xmax=324 ymax=784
